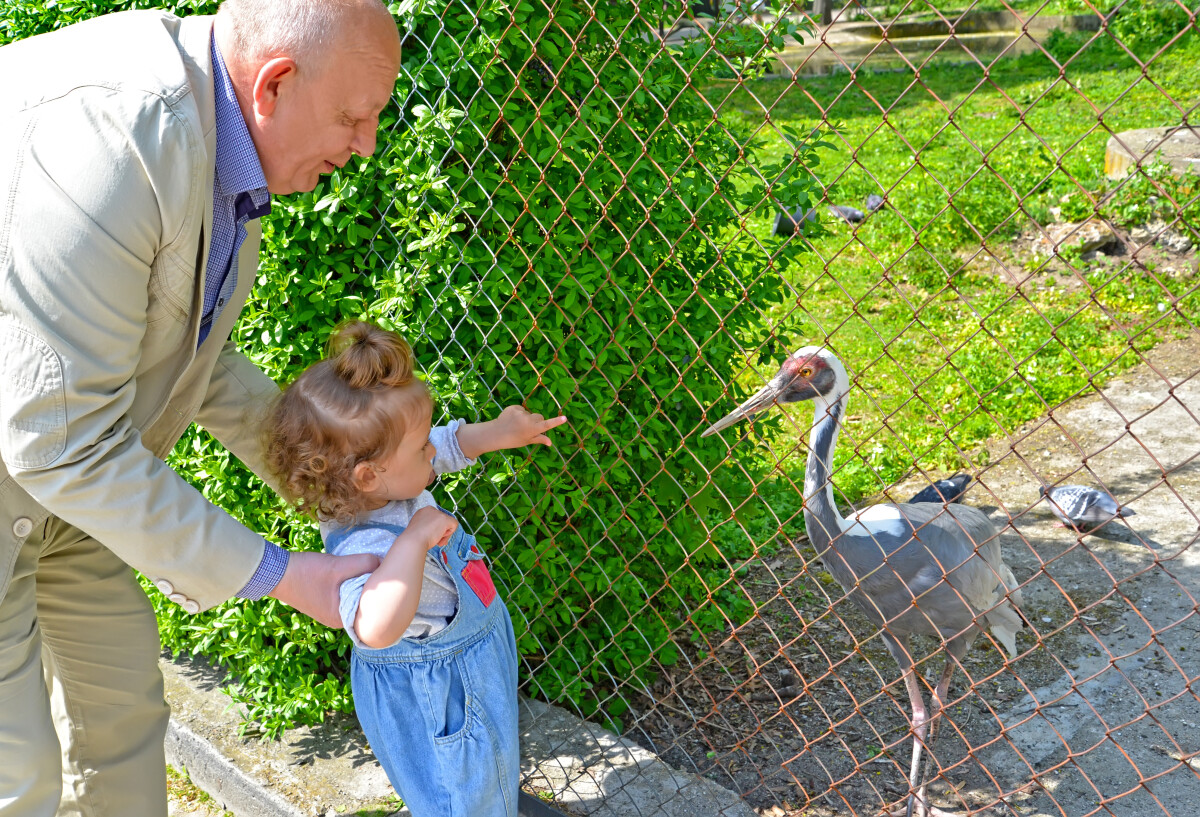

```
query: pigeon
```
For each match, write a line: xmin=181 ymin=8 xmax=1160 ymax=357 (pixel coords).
xmin=1039 ymin=485 xmax=1136 ymax=531
xmin=865 ymin=193 xmax=886 ymax=212
xmin=907 ymin=473 xmax=972 ymax=505
xmin=827 ymin=204 xmax=864 ymax=224
xmin=773 ymin=206 xmax=817 ymax=237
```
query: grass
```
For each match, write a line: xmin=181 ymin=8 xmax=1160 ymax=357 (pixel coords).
xmin=868 ymin=0 xmax=1102 ymax=18
xmin=166 ymin=766 xmax=233 ymax=817
xmin=701 ymin=15 xmax=1199 ymax=508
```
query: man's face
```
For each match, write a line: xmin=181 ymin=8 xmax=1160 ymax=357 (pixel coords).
xmin=255 ymin=30 xmax=400 ymax=195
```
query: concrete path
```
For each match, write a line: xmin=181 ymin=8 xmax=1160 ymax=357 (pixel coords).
xmin=162 ymin=654 xmax=756 ymax=817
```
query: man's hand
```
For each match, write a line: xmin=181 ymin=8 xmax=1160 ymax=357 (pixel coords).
xmin=457 ymin=406 xmax=568 ymax=459
xmin=405 ymin=505 xmax=458 ymax=551
xmin=268 ymin=550 xmax=380 ymax=629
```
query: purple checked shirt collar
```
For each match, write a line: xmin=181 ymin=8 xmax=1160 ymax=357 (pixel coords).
xmin=211 ymin=39 xmax=269 ymax=208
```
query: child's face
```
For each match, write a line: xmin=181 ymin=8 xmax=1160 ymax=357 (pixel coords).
xmin=364 ymin=403 xmax=437 ymax=504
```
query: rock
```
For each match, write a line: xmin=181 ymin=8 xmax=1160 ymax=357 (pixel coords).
xmin=1164 ymin=235 xmax=1194 ymax=253
xmin=1105 ymin=125 xmax=1200 ymax=180
xmin=1132 ymin=221 xmax=1195 ymax=254
xmin=1032 ymin=219 xmax=1118 ymax=257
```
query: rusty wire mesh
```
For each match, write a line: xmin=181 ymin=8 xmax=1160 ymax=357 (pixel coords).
xmin=376 ymin=1 xmax=1200 ymax=815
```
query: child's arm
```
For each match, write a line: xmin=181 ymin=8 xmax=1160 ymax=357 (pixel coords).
xmin=455 ymin=405 xmax=568 ymax=460
xmin=354 ymin=507 xmax=458 ymax=649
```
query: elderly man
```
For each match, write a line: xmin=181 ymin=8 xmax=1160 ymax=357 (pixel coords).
xmin=0 ymin=1 xmax=401 ymax=814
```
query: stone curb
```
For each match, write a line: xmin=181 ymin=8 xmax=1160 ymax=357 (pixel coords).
xmin=161 ymin=656 xmax=757 ymax=817
xmin=166 ymin=718 xmax=305 ymax=817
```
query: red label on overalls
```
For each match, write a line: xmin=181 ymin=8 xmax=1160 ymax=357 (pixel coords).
xmin=461 ymin=559 xmax=497 ymax=607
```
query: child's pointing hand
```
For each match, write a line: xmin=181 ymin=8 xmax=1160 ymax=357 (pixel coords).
xmin=491 ymin=405 xmax=568 ymax=449
xmin=455 ymin=406 xmax=569 ymax=459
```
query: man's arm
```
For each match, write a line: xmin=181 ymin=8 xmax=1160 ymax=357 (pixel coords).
xmin=0 ymin=88 xmax=309 ymax=612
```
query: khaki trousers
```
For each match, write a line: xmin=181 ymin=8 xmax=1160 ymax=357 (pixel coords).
xmin=0 ymin=517 xmax=169 ymax=817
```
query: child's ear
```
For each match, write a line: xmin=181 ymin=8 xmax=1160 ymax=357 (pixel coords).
xmin=353 ymin=461 xmax=380 ymax=493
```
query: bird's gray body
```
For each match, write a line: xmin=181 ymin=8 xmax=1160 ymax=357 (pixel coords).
xmin=804 ymin=399 xmax=1022 ymax=659
xmin=813 ymin=503 xmax=1018 ymax=654
xmin=702 ymin=346 xmax=1023 ymax=816
xmin=1041 ymin=484 xmax=1134 ymax=529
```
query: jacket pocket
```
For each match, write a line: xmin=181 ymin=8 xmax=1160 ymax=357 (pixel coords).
xmin=0 ymin=322 xmax=66 ymax=470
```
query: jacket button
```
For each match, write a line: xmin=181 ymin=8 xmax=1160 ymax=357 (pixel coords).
xmin=12 ymin=518 xmax=34 ymax=538
xmin=168 ymin=593 xmax=187 ymax=606
xmin=154 ymin=579 xmax=174 ymax=596
xmin=181 ymin=599 xmax=200 ymax=615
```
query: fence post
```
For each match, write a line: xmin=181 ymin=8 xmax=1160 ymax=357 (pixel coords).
xmin=813 ymin=0 xmax=832 ymax=26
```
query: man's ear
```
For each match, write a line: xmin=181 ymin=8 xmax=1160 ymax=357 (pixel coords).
xmin=252 ymin=57 xmax=298 ymax=117
xmin=353 ymin=461 xmax=380 ymax=494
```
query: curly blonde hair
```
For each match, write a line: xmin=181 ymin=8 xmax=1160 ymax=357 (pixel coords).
xmin=263 ymin=321 xmax=430 ymax=523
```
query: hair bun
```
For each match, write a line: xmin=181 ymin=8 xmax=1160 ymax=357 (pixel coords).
xmin=328 ymin=320 xmax=415 ymax=389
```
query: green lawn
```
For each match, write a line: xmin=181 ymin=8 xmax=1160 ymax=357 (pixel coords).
xmin=701 ymin=15 xmax=1199 ymax=508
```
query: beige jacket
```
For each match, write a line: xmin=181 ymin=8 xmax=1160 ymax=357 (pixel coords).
xmin=0 ymin=11 xmax=282 ymax=611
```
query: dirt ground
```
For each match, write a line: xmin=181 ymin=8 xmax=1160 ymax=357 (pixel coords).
xmin=623 ymin=329 xmax=1200 ymax=817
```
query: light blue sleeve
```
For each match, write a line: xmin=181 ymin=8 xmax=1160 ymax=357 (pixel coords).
xmin=338 ymin=574 xmax=371 ymax=648
xmin=325 ymin=526 xmax=397 ymax=649
xmin=429 ymin=419 xmax=478 ymax=475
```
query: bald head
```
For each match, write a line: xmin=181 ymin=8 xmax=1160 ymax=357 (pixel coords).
xmin=215 ymin=0 xmax=401 ymax=194
xmin=218 ymin=0 xmax=398 ymax=70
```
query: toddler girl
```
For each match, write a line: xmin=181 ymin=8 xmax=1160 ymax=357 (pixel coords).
xmin=263 ymin=320 xmax=566 ymax=817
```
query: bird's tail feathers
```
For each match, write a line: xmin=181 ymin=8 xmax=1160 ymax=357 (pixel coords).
xmin=1119 ymin=507 xmax=1137 ymax=517
xmin=985 ymin=603 xmax=1023 ymax=659
xmin=985 ymin=563 xmax=1024 ymax=659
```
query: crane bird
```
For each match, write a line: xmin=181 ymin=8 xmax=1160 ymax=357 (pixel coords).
xmin=702 ymin=347 xmax=1024 ymax=817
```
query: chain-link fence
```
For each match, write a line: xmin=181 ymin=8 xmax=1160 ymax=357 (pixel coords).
xmin=371 ymin=1 xmax=1200 ymax=815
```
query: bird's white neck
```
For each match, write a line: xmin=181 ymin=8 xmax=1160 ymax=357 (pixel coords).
xmin=803 ymin=385 xmax=850 ymax=541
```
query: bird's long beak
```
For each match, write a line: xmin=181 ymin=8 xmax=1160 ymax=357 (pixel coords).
xmin=700 ymin=381 xmax=783 ymax=437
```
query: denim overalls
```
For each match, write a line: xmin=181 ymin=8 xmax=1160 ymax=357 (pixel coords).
xmin=331 ymin=520 xmax=520 ymax=817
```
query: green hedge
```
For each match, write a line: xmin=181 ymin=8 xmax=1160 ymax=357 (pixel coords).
xmin=2 ymin=0 xmax=825 ymax=734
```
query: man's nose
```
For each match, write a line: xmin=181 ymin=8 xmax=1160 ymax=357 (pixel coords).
xmin=350 ymin=121 xmax=378 ymax=158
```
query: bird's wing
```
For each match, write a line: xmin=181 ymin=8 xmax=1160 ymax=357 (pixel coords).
xmin=896 ymin=502 xmax=996 ymax=546
xmin=904 ymin=503 xmax=1023 ymax=656
xmin=1049 ymin=486 xmax=1095 ymax=522
xmin=839 ymin=503 xmax=991 ymax=600
xmin=1080 ymin=491 xmax=1122 ymax=523
xmin=831 ymin=504 xmax=1021 ymax=655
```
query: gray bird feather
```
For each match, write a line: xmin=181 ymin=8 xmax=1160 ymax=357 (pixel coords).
xmin=907 ymin=473 xmax=971 ymax=504
xmin=824 ymin=502 xmax=1023 ymax=658
xmin=1040 ymin=484 xmax=1135 ymax=529
xmin=772 ymin=206 xmax=817 ymax=237
xmin=827 ymin=204 xmax=865 ymax=224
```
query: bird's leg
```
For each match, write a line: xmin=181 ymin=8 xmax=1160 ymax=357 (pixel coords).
xmin=882 ymin=665 xmax=929 ymax=817
xmin=908 ymin=668 xmax=931 ymax=817
xmin=886 ymin=661 xmax=961 ymax=817
xmin=914 ymin=660 xmax=957 ymax=812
